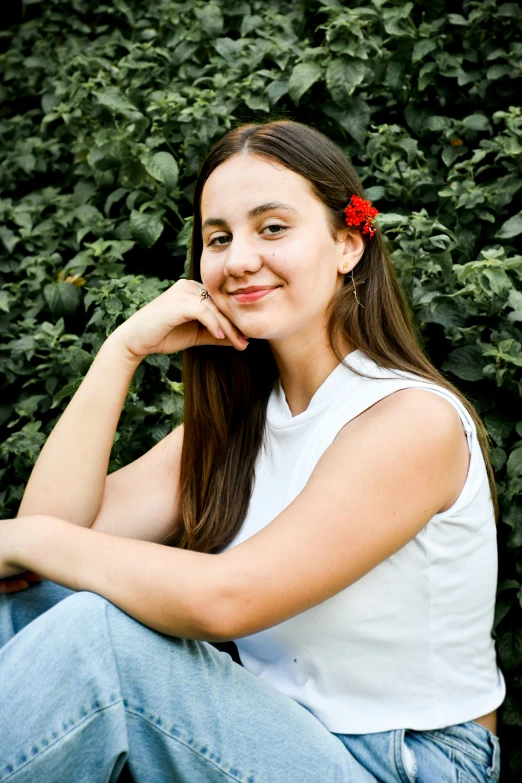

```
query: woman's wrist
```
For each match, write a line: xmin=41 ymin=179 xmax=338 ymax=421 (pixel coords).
xmin=6 ymin=515 xmax=58 ymax=570
xmin=101 ymin=330 xmax=147 ymax=368
xmin=1 ymin=516 xmax=44 ymax=582
xmin=3 ymin=515 xmax=81 ymax=592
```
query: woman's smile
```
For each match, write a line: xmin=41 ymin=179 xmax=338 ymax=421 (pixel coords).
xmin=229 ymin=286 xmax=281 ymax=303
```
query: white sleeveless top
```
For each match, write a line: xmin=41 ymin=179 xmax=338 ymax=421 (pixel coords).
xmin=220 ymin=348 xmax=506 ymax=734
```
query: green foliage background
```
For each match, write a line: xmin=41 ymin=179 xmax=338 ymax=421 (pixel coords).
xmin=1 ymin=0 xmax=521 ymax=774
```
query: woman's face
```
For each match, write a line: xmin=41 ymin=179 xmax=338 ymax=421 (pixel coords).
xmin=199 ymin=153 xmax=364 ymax=343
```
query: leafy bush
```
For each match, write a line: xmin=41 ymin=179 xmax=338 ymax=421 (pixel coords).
xmin=1 ymin=0 xmax=521 ymax=775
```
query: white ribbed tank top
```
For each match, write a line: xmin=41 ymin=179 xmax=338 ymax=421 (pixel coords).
xmin=220 ymin=348 xmax=506 ymax=733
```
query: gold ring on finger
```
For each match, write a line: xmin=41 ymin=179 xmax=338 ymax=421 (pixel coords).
xmin=199 ymin=288 xmax=212 ymax=303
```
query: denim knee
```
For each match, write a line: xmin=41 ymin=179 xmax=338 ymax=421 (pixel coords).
xmin=53 ymin=589 xmax=110 ymax=619
xmin=41 ymin=589 xmax=114 ymax=646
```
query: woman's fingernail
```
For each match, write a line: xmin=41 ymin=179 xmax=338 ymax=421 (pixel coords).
xmin=218 ymin=328 xmax=225 ymax=339
xmin=240 ymin=336 xmax=249 ymax=345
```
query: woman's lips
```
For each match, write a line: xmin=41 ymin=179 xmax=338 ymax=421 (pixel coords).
xmin=230 ymin=287 xmax=279 ymax=303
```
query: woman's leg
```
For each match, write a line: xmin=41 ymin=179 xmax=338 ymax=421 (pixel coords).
xmin=0 ymin=582 xmax=378 ymax=783
xmin=0 ymin=578 xmax=75 ymax=647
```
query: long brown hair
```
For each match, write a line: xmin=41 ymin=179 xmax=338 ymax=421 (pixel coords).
xmin=175 ymin=120 xmax=499 ymax=553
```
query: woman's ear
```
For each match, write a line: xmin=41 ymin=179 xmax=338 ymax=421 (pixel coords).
xmin=337 ymin=228 xmax=365 ymax=275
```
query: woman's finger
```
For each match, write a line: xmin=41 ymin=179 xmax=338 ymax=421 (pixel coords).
xmin=201 ymin=299 xmax=249 ymax=350
xmin=192 ymin=285 xmax=248 ymax=346
xmin=0 ymin=578 xmax=30 ymax=594
xmin=192 ymin=304 xmax=231 ymax=344
xmin=186 ymin=299 xmax=247 ymax=350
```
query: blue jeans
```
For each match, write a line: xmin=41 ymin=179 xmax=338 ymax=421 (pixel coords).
xmin=0 ymin=580 xmax=501 ymax=782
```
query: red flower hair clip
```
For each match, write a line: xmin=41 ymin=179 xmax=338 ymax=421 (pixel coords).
xmin=344 ymin=195 xmax=379 ymax=239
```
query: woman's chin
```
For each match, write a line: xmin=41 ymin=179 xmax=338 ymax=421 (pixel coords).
xmin=229 ymin=316 xmax=278 ymax=342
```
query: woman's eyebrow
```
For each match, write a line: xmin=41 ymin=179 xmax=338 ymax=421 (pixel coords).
xmin=201 ymin=202 xmax=298 ymax=233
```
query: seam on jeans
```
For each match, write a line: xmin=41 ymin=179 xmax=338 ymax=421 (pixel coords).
xmin=394 ymin=729 xmax=416 ymax=783
xmin=0 ymin=702 xmax=123 ymax=783
xmin=423 ymin=731 xmax=489 ymax=767
xmin=125 ymin=710 xmax=255 ymax=783
xmin=487 ymin=736 xmax=501 ymax=781
xmin=465 ymin=723 xmax=501 ymax=779
xmin=403 ymin=732 xmax=418 ymax=782
xmin=102 ymin=599 xmax=130 ymax=752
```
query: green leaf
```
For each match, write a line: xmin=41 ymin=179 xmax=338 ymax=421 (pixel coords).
xmin=51 ymin=380 xmax=82 ymax=409
xmin=487 ymin=64 xmax=513 ymax=80
xmin=447 ymin=13 xmax=469 ymax=25
xmin=129 ymin=210 xmax=164 ymax=248
xmin=375 ymin=213 xmax=409 ymax=227
xmin=507 ymin=447 xmax=522 ymax=478
xmin=498 ymin=626 xmax=522 ymax=672
xmin=214 ymin=38 xmax=242 ymax=62
xmin=0 ymin=290 xmax=13 ymax=313
xmin=485 ymin=413 xmax=514 ymax=447
xmin=240 ymin=14 xmax=263 ymax=37
xmin=75 ymin=204 xmax=103 ymax=225
xmin=507 ymin=289 xmax=522 ymax=324
xmin=0 ymin=227 xmax=20 ymax=253
xmin=95 ymin=88 xmax=143 ymax=119
xmin=194 ymin=4 xmax=223 ymax=36
xmin=176 ymin=216 xmax=193 ymax=249
xmin=364 ymin=186 xmax=386 ymax=201
xmin=503 ymin=505 xmax=522 ymax=548
xmin=104 ymin=188 xmax=128 ymax=217
xmin=142 ymin=152 xmax=179 ymax=191
xmin=288 ymin=62 xmax=322 ymax=105
xmin=489 ymin=446 xmax=507 ymax=471
xmin=266 ymin=79 xmax=288 ymax=105
xmin=87 ymin=142 xmax=123 ymax=171
xmin=495 ymin=212 xmax=522 ymax=239
xmin=442 ymin=146 xmax=464 ymax=167
xmin=385 ymin=60 xmax=406 ymax=90
xmin=498 ymin=578 xmax=521 ymax=594
xmin=67 ymin=346 xmax=93 ymax=375
xmin=323 ymin=97 xmax=370 ymax=144
xmin=144 ymin=353 xmax=170 ymax=373
xmin=442 ymin=345 xmax=484 ymax=381
xmin=419 ymin=298 xmax=467 ymax=329
xmin=244 ymin=94 xmax=270 ymax=112
xmin=482 ymin=268 xmax=511 ymax=296
xmin=43 ymin=282 xmax=81 ymax=316
xmin=462 ymin=114 xmax=492 ymax=132
xmin=412 ymin=39 xmax=437 ymax=63
xmin=500 ymin=695 xmax=522 ymax=726
xmin=425 ymin=115 xmax=451 ymax=132
xmin=326 ymin=58 xmax=366 ymax=104
xmin=498 ymin=3 xmax=522 ymax=17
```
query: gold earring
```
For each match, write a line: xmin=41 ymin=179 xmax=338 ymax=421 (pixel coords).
xmin=343 ymin=265 xmax=365 ymax=308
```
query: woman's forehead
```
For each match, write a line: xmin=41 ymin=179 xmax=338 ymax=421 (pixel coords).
xmin=201 ymin=156 xmax=316 ymax=217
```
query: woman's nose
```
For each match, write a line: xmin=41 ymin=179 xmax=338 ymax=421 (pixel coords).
xmin=223 ymin=236 xmax=263 ymax=277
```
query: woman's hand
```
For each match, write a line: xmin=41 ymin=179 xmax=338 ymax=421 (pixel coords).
xmin=0 ymin=517 xmax=42 ymax=592
xmin=109 ymin=279 xmax=249 ymax=360
xmin=0 ymin=570 xmax=44 ymax=594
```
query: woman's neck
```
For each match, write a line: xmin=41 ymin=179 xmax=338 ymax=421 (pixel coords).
xmin=269 ymin=334 xmax=355 ymax=418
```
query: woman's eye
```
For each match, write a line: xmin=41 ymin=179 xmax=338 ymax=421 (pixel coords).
xmin=262 ymin=224 xmax=287 ymax=235
xmin=208 ymin=235 xmax=230 ymax=247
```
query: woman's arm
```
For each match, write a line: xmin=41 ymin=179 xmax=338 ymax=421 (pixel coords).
xmin=17 ymin=334 xmax=144 ymax=528
xmin=16 ymin=276 xmax=247 ymax=530
xmin=1 ymin=515 xmax=222 ymax=640
xmin=89 ymin=424 xmax=184 ymax=545
xmin=2 ymin=389 xmax=469 ymax=642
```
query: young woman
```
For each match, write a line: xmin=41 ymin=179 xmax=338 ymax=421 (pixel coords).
xmin=0 ymin=120 xmax=505 ymax=783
